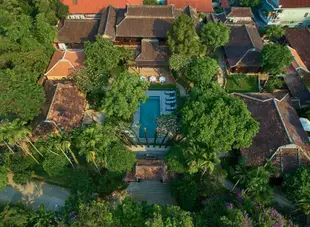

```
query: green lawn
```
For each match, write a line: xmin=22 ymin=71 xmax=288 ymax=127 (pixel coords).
xmin=226 ymin=75 xmax=259 ymax=93
xmin=149 ymin=83 xmax=177 ymax=90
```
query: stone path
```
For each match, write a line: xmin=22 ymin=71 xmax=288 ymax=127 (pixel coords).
xmin=216 ymin=49 xmax=228 ymax=88
xmin=0 ymin=174 xmax=70 ymax=211
xmin=176 ymin=83 xmax=186 ymax=97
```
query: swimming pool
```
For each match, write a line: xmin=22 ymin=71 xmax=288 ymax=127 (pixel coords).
xmin=139 ymin=96 xmax=160 ymax=138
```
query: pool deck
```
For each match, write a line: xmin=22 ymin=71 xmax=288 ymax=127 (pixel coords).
xmin=133 ymin=90 xmax=175 ymax=140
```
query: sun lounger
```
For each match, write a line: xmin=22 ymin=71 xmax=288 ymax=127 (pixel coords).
xmin=166 ymin=100 xmax=176 ymax=104
xmin=166 ymin=106 xmax=176 ymax=111
xmin=165 ymin=90 xmax=176 ymax=95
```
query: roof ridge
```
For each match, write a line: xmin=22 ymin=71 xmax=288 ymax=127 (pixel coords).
xmin=273 ymin=99 xmax=293 ymax=143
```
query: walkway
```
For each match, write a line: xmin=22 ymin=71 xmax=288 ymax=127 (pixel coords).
xmin=216 ymin=48 xmax=227 ymax=88
xmin=126 ymin=180 xmax=177 ymax=205
xmin=0 ymin=174 xmax=70 ymax=210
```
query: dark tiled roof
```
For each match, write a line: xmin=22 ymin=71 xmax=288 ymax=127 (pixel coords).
xmin=135 ymin=39 xmax=169 ymax=67
xmin=167 ymin=0 xmax=214 ymax=12
xmin=284 ymin=72 xmax=310 ymax=107
xmin=100 ymin=5 xmax=198 ymax=39
xmin=226 ymin=7 xmax=254 ymax=18
xmin=98 ymin=6 xmax=117 ymax=40
xmin=224 ymin=25 xmax=263 ymax=68
xmin=285 ymin=28 xmax=310 ymax=70
xmin=57 ymin=20 xmax=99 ymax=43
xmin=279 ymin=0 xmax=310 ymax=8
xmin=235 ymin=93 xmax=310 ymax=171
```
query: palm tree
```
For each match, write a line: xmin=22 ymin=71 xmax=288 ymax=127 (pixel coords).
xmin=231 ymin=163 xmax=249 ymax=192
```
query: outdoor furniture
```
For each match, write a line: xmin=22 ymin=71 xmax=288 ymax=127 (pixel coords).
xmin=149 ymin=76 xmax=157 ymax=83
xmin=166 ymin=100 xmax=176 ymax=104
xmin=165 ymin=90 xmax=176 ymax=95
xmin=166 ymin=106 xmax=176 ymax=111
xmin=165 ymin=96 xmax=176 ymax=101
xmin=159 ymin=76 xmax=166 ymax=83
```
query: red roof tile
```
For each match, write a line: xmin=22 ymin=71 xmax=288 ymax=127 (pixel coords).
xmin=221 ymin=0 xmax=230 ymax=8
xmin=279 ymin=0 xmax=310 ymax=8
xmin=45 ymin=50 xmax=85 ymax=79
xmin=167 ymin=0 xmax=214 ymax=12
xmin=61 ymin=0 xmax=143 ymax=14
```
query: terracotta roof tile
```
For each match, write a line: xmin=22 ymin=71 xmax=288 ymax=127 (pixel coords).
xmin=279 ymin=0 xmax=310 ymax=8
xmin=61 ymin=0 xmax=143 ymax=14
xmin=167 ymin=0 xmax=214 ymax=12
xmin=288 ymin=46 xmax=309 ymax=72
xmin=221 ymin=0 xmax=230 ymax=8
xmin=226 ymin=7 xmax=253 ymax=18
xmin=45 ymin=50 xmax=85 ymax=79
xmin=46 ymin=83 xmax=86 ymax=132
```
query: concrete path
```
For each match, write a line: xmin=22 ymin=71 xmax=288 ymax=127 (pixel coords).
xmin=176 ymin=83 xmax=186 ymax=97
xmin=216 ymin=49 xmax=228 ymax=88
xmin=126 ymin=180 xmax=177 ymax=205
xmin=0 ymin=174 xmax=70 ymax=211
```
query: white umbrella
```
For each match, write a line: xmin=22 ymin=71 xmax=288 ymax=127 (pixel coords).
xmin=140 ymin=76 xmax=146 ymax=81
xmin=149 ymin=76 xmax=157 ymax=83
xmin=300 ymin=118 xmax=310 ymax=131
xmin=159 ymin=76 xmax=166 ymax=83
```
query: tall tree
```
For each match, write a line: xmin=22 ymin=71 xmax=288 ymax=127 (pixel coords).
xmin=181 ymin=84 xmax=259 ymax=154
xmin=0 ymin=165 xmax=8 ymax=190
xmin=187 ymin=57 xmax=218 ymax=88
xmin=167 ymin=14 xmax=206 ymax=58
xmin=101 ymin=71 xmax=149 ymax=121
xmin=239 ymin=0 xmax=261 ymax=7
xmin=264 ymin=25 xmax=285 ymax=40
xmin=200 ymin=22 xmax=230 ymax=52
xmin=85 ymin=37 xmax=132 ymax=76
xmin=261 ymin=44 xmax=293 ymax=75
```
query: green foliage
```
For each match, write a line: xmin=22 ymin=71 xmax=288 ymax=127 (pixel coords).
xmin=261 ymin=44 xmax=293 ymax=75
xmin=169 ymin=54 xmax=191 ymax=73
xmin=13 ymin=171 xmax=33 ymax=185
xmin=104 ymin=143 xmax=136 ymax=173
xmin=187 ymin=57 xmax=218 ymax=88
xmin=68 ymin=169 xmax=94 ymax=194
xmin=143 ymin=0 xmax=158 ymax=5
xmin=284 ymin=167 xmax=310 ymax=214
xmin=101 ymin=71 xmax=149 ymax=120
xmin=55 ymin=0 xmax=69 ymax=19
xmin=0 ymin=68 xmax=45 ymax=121
xmin=0 ymin=204 xmax=29 ymax=227
xmin=181 ymin=84 xmax=259 ymax=154
xmin=0 ymin=165 xmax=8 ymax=190
xmin=226 ymin=75 xmax=259 ymax=93
xmin=239 ymin=0 xmax=261 ymax=7
xmin=29 ymin=204 xmax=55 ymax=227
xmin=9 ymin=155 xmax=35 ymax=185
xmin=165 ymin=146 xmax=187 ymax=173
xmin=265 ymin=25 xmax=285 ymax=39
xmin=172 ymin=174 xmax=199 ymax=211
xmin=264 ymin=76 xmax=284 ymax=92
xmin=72 ymin=200 xmax=114 ymax=227
xmin=168 ymin=14 xmax=206 ymax=58
xmin=85 ymin=37 xmax=132 ymax=76
xmin=74 ymin=68 xmax=106 ymax=95
xmin=42 ymin=152 xmax=69 ymax=177
xmin=200 ymin=22 xmax=230 ymax=51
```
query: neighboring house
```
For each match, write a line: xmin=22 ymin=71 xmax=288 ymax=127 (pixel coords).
xmin=166 ymin=0 xmax=214 ymax=12
xmin=235 ymin=93 xmax=310 ymax=174
xmin=44 ymin=49 xmax=85 ymax=80
xmin=98 ymin=5 xmax=199 ymax=45
xmin=60 ymin=0 xmax=143 ymax=19
xmin=34 ymin=81 xmax=87 ymax=137
xmin=285 ymin=28 xmax=310 ymax=71
xmin=224 ymin=7 xmax=255 ymax=25
xmin=56 ymin=19 xmax=99 ymax=49
xmin=223 ymin=24 xmax=263 ymax=73
xmin=256 ymin=0 xmax=310 ymax=27
xmin=219 ymin=0 xmax=230 ymax=9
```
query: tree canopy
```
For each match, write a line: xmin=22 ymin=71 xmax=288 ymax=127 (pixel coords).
xmin=265 ymin=25 xmax=285 ymax=39
xmin=167 ymin=14 xmax=206 ymax=58
xmin=187 ymin=57 xmax=218 ymax=88
xmin=181 ymin=84 xmax=259 ymax=153
xmin=261 ymin=44 xmax=293 ymax=75
xmin=101 ymin=71 xmax=149 ymax=121
xmin=239 ymin=0 xmax=261 ymax=7
xmin=200 ymin=22 xmax=230 ymax=52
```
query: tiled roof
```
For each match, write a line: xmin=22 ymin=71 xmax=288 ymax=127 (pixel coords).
xmin=223 ymin=25 xmax=263 ymax=68
xmin=46 ymin=83 xmax=86 ymax=132
xmin=60 ymin=0 xmax=143 ymax=14
xmin=167 ymin=0 xmax=214 ymax=12
xmin=100 ymin=5 xmax=198 ymax=39
xmin=285 ymin=28 xmax=310 ymax=70
xmin=220 ymin=0 xmax=230 ymax=9
xmin=45 ymin=50 xmax=85 ymax=79
xmin=235 ymin=93 xmax=310 ymax=172
xmin=57 ymin=20 xmax=99 ymax=43
xmin=226 ymin=7 xmax=254 ymax=18
xmin=284 ymin=72 xmax=310 ymax=107
xmin=135 ymin=39 xmax=169 ymax=67
xmin=279 ymin=0 xmax=310 ymax=8
xmin=288 ymin=46 xmax=309 ymax=73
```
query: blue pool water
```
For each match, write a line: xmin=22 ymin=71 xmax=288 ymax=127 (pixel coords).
xmin=139 ymin=96 xmax=160 ymax=138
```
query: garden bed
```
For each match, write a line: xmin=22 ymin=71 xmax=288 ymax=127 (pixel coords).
xmin=149 ymin=83 xmax=177 ymax=90
xmin=226 ymin=74 xmax=259 ymax=93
